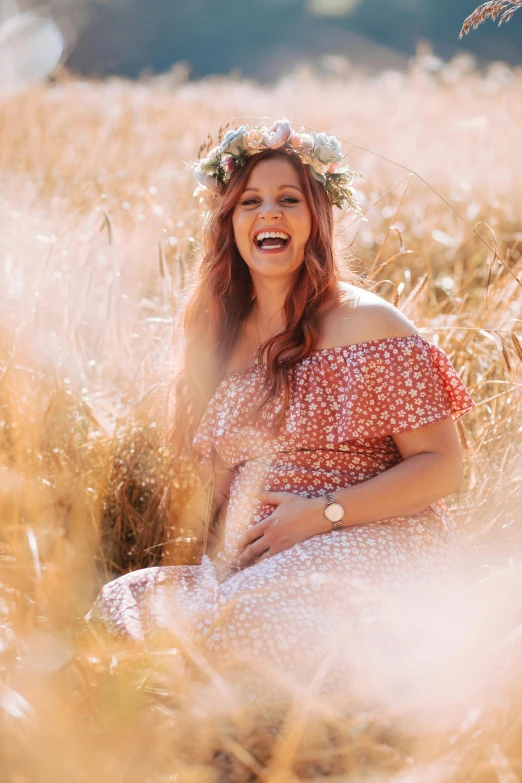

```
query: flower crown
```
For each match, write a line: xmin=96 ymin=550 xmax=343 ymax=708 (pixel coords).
xmin=190 ymin=118 xmax=364 ymax=214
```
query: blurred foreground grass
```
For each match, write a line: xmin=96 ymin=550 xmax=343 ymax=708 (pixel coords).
xmin=0 ymin=56 xmax=522 ymax=781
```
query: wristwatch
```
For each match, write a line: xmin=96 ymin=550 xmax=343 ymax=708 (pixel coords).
xmin=322 ymin=492 xmax=344 ymax=530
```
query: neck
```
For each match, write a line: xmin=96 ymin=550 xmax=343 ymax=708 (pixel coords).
xmin=251 ymin=277 xmax=291 ymax=334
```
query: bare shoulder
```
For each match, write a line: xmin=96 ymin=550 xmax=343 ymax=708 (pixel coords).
xmin=320 ymin=283 xmax=420 ymax=348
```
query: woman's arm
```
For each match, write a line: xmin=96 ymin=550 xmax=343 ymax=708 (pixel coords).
xmin=306 ymin=414 xmax=464 ymax=533
xmin=312 ymin=291 xmax=465 ymax=526
xmin=236 ymin=415 xmax=464 ymax=566
xmin=236 ymin=297 xmax=467 ymax=565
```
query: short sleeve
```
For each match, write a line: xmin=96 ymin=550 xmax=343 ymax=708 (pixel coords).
xmin=344 ymin=335 xmax=475 ymax=439
xmin=190 ymin=371 xmax=259 ymax=465
xmin=189 ymin=366 xmax=276 ymax=468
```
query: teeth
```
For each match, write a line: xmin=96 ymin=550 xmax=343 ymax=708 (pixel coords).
xmin=255 ymin=231 xmax=290 ymax=243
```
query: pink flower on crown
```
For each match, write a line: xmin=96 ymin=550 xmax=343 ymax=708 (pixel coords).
xmin=221 ymin=155 xmax=236 ymax=181
xmin=289 ymin=132 xmax=314 ymax=155
xmin=263 ymin=118 xmax=294 ymax=149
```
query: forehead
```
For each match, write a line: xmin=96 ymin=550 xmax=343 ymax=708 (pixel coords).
xmin=243 ymin=156 xmax=301 ymax=189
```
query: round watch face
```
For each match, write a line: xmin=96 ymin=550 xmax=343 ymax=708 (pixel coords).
xmin=325 ymin=502 xmax=344 ymax=523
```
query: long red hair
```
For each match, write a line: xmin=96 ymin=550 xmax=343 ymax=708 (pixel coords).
xmin=165 ymin=148 xmax=360 ymax=458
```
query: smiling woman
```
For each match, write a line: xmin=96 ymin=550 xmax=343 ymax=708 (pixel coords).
xmin=169 ymin=130 xmax=355 ymax=439
xmin=233 ymin=157 xmax=311 ymax=276
xmin=85 ymin=119 xmax=475 ymax=706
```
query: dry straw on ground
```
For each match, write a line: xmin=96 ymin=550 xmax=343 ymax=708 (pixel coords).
xmin=0 ymin=55 xmax=522 ymax=781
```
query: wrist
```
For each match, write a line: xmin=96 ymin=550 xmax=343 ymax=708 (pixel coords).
xmin=309 ymin=495 xmax=335 ymax=534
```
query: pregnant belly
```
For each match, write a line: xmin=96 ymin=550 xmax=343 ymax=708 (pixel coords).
xmin=223 ymin=457 xmax=389 ymax=553
xmin=222 ymin=457 xmax=458 ymax=560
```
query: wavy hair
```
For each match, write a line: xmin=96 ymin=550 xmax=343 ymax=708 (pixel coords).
xmin=165 ymin=148 xmax=360 ymax=459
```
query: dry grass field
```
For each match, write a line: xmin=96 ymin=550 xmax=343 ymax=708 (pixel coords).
xmin=1 ymin=55 xmax=522 ymax=781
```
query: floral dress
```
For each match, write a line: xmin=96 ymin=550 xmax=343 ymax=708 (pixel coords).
xmin=86 ymin=335 xmax=475 ymax=695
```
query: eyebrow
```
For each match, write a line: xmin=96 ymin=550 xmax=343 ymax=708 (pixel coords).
xmin=242 ymin=185 xmax=303 ymax=193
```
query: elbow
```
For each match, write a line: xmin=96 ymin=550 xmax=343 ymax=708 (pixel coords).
xmin=445 ymin=455 xmax=465 ymax=496
xmin=425 ymin=451 xmax=464 ymax=498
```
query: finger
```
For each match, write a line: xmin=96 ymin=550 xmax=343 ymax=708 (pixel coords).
xmin=257 ymin=490 xmax=293 ymax=505
xmin=237 ymin=521 xmax=267 ymax=551
xmin=237 ymin=537 xmax=269 ymax=568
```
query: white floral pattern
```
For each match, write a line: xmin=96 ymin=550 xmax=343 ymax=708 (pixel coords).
xmin=86 ymin=335 xmax=475 ymax=693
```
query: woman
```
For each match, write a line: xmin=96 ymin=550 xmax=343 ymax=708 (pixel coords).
xmin=86 ymin=119 xmax=475 ymax=696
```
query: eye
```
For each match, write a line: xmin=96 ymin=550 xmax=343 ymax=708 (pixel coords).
xmin=239 ymin=196 xmax=300 ymax=206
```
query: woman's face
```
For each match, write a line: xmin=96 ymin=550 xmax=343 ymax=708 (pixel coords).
xmin=232 ymin=156 xmax=312 ymax=281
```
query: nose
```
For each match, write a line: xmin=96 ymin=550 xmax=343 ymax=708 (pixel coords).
xmin=258 ymin=199 xmax=282 ymax=219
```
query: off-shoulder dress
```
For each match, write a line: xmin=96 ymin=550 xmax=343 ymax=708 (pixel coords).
xmin=86 ymin=334 xmax=475 ymax=687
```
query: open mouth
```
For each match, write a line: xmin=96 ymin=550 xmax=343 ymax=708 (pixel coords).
xmin=253 ymin=231 xmax=291 ymax=252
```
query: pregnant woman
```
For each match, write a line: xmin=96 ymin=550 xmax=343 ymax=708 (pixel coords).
xmin=86 ymin=119 xmax=475 ymax=697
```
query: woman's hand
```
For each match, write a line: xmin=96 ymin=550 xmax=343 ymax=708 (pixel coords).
xmin=235 ymin=491 xmax=328 ymax=568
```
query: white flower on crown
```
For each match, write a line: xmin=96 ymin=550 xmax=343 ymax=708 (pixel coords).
xmin=311 ymin=158 xmax=328 ymax=175
xmin=193 ymin=168 xmax=222 ymax=194
xmin=312 ymin=131 xmax=344 ymax=164
xmin=300 ymin=154 xmax=328 ymax=176
xmin=193 ymin=184 xmax=219 ymax=211
xmin=245 ymin=127 xmax=266 ymax=153
xmin=219 ymin=126 xmax=248 ymax=157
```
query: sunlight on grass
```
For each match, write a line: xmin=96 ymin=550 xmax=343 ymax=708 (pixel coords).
xmin=1 ymin=56 xmax=521 ymax=781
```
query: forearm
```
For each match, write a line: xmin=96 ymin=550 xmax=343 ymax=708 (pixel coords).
xmin=312 ymin=452 xmax=462 ymax=533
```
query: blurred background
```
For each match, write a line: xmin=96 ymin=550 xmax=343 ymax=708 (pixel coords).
xmin=2 ymin=1 xmax=522 ymax=781
xmin=69 ymin=0 xmax=522 ymax=79
xmin=1 ymin=0 xmax=522 ymax=87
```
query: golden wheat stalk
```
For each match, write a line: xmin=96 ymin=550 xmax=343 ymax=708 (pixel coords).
xmin=460 ymin=0 xmax=522 ymax=37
